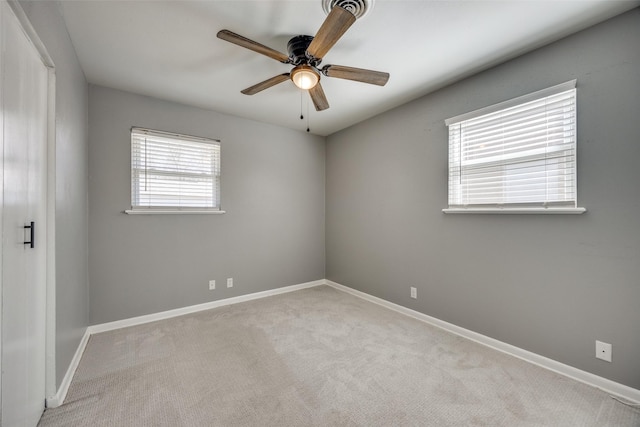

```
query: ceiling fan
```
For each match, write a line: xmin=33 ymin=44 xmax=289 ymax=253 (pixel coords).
xmin=217 ymin=5 xmax=389 ymax=112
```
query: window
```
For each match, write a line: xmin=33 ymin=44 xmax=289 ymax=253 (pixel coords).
xmin=444 ymin=80 xmax=585 ymax=214
xmin=126 ymin=127 xmax=222 ymax=214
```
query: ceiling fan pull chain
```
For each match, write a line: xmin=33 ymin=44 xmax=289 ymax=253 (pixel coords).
xmin=300 ymin=90 xmax=304 ymax=120
xmin=307 ymin=96 xmax=310 ymax=132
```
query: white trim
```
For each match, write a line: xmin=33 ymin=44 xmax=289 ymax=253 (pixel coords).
xmin=443 ymin=207 xmax=586 ymax=215
xmin=325 ymin=280 xmax=640 ymax=404
xmin=88 ymin=279 xmax=324 ymax=334
xmin=45 ymin=328 xmax=90 ymax=408
xmin=7 ymin=1 xmax=55 ymax=67
xmin=0 ymin=4 xmax=4 ymax=413
xmin=124 ymin=209 xmax=226 ymax=215
xmin=445 ymin=79 xmax=577 ymax=126
xmin=44 ymin=59 xmax=57 ymax=400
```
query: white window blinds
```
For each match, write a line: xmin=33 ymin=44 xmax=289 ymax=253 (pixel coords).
xmin=131 ymin=128 xmax=220 ymax=210
xmin=446 ymin=81 xmax=578 ymax=210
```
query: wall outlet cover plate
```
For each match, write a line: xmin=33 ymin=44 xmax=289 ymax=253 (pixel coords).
xmin=595 ymin=340 xmax=612 ymax=362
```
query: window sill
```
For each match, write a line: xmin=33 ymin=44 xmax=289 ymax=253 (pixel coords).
xmin=442 ymin=207 xmax=586 ymax=215
xmin=124 ymin=209 xmax=226 ymax=215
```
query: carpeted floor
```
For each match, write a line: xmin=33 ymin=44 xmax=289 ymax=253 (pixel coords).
xmin=39 ymin=285 xmax=640 ymax=426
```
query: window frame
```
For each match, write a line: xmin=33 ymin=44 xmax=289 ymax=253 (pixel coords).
xmin=125 ymin=127 xmax=225 ymax=215
xmin=443 ymin=80 xmax=585 ymax=215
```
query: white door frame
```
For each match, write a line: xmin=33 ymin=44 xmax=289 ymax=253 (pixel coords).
xmin=1 ymin=0 xmax=57 ymax=405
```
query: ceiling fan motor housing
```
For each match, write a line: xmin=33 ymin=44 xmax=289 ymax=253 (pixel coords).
xmin=287 ymin=35 xmax=317 ymax=66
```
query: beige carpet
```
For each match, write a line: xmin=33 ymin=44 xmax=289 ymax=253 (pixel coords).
xmin=39 ymin=286 xmax=640 ymax=426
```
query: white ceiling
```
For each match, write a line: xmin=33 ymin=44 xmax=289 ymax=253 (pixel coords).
xmin=60 ymin=1 xmax=638 ymax=136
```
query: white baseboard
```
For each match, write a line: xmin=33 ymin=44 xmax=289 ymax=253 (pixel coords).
xmin=46 ymin=327 xmax=90 ymax=408
xmin=325 ymin=280 xmax=640 ymax=404
xmin=47 ymin=279 xmax=325 ymax=406
xmin=88 ymin=279 xmax=325 ymax=335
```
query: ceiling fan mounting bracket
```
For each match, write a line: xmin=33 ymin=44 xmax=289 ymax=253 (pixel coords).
xmin=320 ymin=65 xmax=331 ymax=76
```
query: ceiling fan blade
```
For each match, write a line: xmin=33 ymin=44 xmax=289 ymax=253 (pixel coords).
xmin=241 ymin=74 xmax=291 ymax=95
xmin=309 ymin=82 xmax=329 ymax=111
xmin=217 ymin=30 xmax=290 ymax=63
xmin=323 ymin=65 xmax=390 ymax=86
xmin=306 ymin=6 xmax=356 ymax=61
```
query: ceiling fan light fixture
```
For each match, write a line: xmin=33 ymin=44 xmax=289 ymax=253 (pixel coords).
xmin=291 ymin=65 xmax=320 ymax=90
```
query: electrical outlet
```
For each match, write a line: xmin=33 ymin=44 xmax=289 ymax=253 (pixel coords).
xmin=410 ymin=286 xmax=417 ymax=299
xmin=595 ymin=340 xmax=612 ymax=362
xmin=227 ymin=278 xmax=233 ymax=288
xmin=208 ymin=280 xmax=215 ymax=290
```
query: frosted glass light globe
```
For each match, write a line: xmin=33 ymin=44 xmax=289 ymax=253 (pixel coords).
xmin=291 ymin=65 xmax=319 ymax=90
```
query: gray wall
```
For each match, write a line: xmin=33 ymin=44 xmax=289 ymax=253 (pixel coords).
xmin=88 ymin=86 xmax=325 ymax=324
xmin=326 ymin=9 xmax=640 ymax=389
xmin=19 ymin=1 xmax=90 ymax=389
